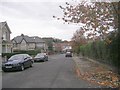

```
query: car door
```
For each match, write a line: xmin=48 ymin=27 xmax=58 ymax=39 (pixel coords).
xmin=44 ymin=53 xmax=47 ymax=60
xmin=24 ymin=56 xmax=30 ymax=68
xmin=26 ymin=56 xmax=32 ymax=66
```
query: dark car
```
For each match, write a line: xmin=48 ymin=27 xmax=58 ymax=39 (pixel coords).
xmin=34 ymin=53 xmax=48 ymax=62
xmin=65 ymin=51 xmax=72 ymax=57
xmin=2 ymin=54 xmax=33 ymax=72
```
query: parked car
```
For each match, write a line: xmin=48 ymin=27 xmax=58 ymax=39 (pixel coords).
xmin=34 ymin=53 xmax=48 ymax=62
xmin=65 ymin=51 xmax=72 ymax=57
xmin=2 ymin=54 xmax=33 ymax=72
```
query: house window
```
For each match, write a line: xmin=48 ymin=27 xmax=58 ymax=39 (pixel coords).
xmin=13 ymin=44 xmax=17 ymax=47
xmin=2 ymin=32 xmax=7 ymax=41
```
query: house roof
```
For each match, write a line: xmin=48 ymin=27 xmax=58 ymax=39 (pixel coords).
xmin=12 ymin=34 xmax=45 ymax=44
xmin=0 ymin=21 xmax=11 ymax=33
xmin=31 ymin=36 xmax=45 ymax=43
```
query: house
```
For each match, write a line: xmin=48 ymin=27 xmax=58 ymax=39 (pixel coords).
xmin=53 ymin=42 xmax=62 ymax=52
xmin=53 ymin=41 xmax=72 ymax=53
xmin=12 ymin=34 xmax=48 ymax=52
xmin=42 ymin=37 xmax=55 ymax=52
xmin=0 ymin=21 xmax=12 ymax=53
xmin=42 ymin=37 xmax=62 ymax=52
xmin=61 ymin=41 xmax=72 ymax=52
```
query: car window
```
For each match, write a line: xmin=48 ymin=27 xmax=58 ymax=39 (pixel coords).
xmin=24 ymin=55 xmax=32 ymax=60
xmin=66 ymin=52 xmax=71 ymax=54
xmin=8 ymin=54 xmax=24 ymax=61
xmin=35 ymin=53 xmax=44 ymax=57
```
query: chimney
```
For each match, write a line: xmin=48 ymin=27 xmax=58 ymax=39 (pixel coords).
xmin=21 ymin=34 xmax=24 ymax=37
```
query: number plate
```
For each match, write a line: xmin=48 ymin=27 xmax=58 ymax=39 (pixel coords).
xmin=6 ymin=66 xmax=12 ymax=68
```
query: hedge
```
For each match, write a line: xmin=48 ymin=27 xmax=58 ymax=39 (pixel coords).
xmin=79 ymin=39 xmax=119 ymax=72
xmin=2 ymin=50 xmax=41 ymax=59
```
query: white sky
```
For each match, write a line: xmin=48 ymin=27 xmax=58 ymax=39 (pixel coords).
xmin=1 ymin=0 xmax=118 ymax=41
xmin=0 ymin=0 xmax=80 ymax=41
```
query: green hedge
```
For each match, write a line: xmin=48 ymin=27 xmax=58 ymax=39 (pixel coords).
xmin=2 ymin=50 xmax=41 ymax=59
xmin=108 ymin=32 xmax=120 ymax=68
xmin=80 ymin=39 xmax=119 ymax=70
xmin=13 ymin=50 xmax=41 ymax=56
xmin=80 ymin=42 xmax=99 ymax=59
xmin=79 ymin=30 xmax=120 ymax=73
xmin=2 ymin=53 xmax=19 ymax=59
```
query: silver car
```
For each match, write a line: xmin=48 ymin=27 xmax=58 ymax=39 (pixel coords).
xmin=34 ymin=53 xmax=48 ymax=62
xmin=65 ymin=52 xmax=72 ymax=57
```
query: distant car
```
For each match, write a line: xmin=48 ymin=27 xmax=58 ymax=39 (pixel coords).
xmin=34 ymin=53 xmax=48 ymax=62
xmin=2 ymin=54 xmax=33 ymax=72
xmin=65 ymin=52 xmax=72 ymax=57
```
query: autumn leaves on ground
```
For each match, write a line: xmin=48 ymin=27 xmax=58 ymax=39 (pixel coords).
xmin=74 ymin=56 xmax=120 ymax=88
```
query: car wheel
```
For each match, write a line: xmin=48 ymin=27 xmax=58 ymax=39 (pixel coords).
xmin=2 ymin=70 xmax=6 ymax=72
xmin=30 ymin=62 xmax=33 ymax=67
xmin=21 ymin=65 xmax=24 ymax=71
xmin=46 ymin=58 xmax=48 ymax=61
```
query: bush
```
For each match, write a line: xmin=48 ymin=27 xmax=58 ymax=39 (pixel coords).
xmin=2 ymin=53 xmax=19 ymax=59
xmin=108 ymin=32 xmax=120 ymax=68
xmin=79 ymin=33 xmax=120 ymax=73
xmin=13 ymin=50 xmax=41 ymax=56
xmin=2 ymin=50 xmax=41 ymax=59
xmin=79 ymin=40 xmax=116 ymax=64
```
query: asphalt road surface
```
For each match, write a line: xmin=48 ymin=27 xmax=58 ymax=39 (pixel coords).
xmin=2 ymin=54 xmax=99 ymax=88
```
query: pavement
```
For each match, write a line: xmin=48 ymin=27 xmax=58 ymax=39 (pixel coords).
xmin=72 ymin=55 xmax=120 ymax=88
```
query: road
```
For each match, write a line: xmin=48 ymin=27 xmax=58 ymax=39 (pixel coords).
xmin=2 ymin=54 xmax=99 ymax=88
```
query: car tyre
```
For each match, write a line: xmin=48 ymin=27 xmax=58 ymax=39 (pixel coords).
xmin=21 ymin=65 xmax=24 ymax=71
xmin=30 ymin=62 xmax=33 ymax=67
xmin=2 ymin=70 xmax=6 ymax=72
xmin=46 ymin=58 xmax=48 ymax=61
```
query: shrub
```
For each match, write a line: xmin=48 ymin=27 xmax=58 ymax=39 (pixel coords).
xmin=2 ymin=53 xmax=19 ymax=59
xmin=79 ymin=34 xmax=120 ymax=73
xmin=13 ymin=50 xmax=41 ymax=56
xmin=79 ymin=40 xmax=115 ymax=64
xmin=2 ymin=50 xmax=41 ymax=59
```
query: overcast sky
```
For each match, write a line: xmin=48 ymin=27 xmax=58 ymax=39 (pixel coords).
xmin=0 ymin=0 xmax=81 ymax=41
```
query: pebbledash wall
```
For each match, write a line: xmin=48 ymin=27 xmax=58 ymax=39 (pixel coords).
xmin=0 ymin=25 xmax=2 ymax=89
xmin=0 ymin=25 xmax=2 ymax=56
